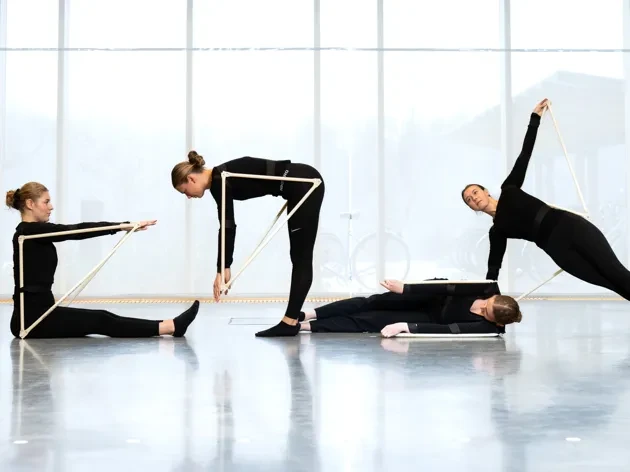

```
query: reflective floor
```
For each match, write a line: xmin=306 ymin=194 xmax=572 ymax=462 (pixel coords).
xmin=1 ymin=299 xmax=630 ymax=471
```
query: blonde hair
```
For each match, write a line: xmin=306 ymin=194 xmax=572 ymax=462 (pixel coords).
xmin=5 ymin=182 xmax=49 ymax=213
xmin=493 ymin=295 xmax=523 ymax=325
xmin=171 ymin=150 xmax=206 ymax=188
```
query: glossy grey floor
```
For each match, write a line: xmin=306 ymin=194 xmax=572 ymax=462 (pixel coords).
xmin=1 ymin=299 xmax=630 ymax=471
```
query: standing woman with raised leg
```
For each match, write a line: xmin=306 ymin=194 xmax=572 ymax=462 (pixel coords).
xmin=461 ymin=98 xmax=630 ymax=300
xmin=171 ymin=151 xmax=325 ymax=337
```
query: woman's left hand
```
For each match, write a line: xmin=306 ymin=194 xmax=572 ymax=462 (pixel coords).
xmin=380 ymin=279 xmax=404 ymax=294
xmin=381 ymin=322 xmax=410 ymax=338
xmin=533 ymin=98 xmax=549 ymax=116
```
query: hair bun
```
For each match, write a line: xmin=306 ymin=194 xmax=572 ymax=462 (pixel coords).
xmin=188 ymin=150 xmax=205 ymax=167
xmin=5 ymin=190 xmax=16 ymax=209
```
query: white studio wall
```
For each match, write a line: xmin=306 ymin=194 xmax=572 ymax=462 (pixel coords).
xmin=0 ymin=0 xmax=628 ymax=299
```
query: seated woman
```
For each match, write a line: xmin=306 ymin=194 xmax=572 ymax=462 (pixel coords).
xmin=299 ymin=278 xmax=522 ymax=337
xmin=6 ymin=182 xmax=199 ymax=339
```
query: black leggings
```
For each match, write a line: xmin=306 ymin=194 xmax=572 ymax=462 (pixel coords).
xmin=282 ymin=163 xmax=325 ymax=320
xmin=541 ymin=212 xmax=630 ymax=300
xmin=11 ymin=293 xmax=159 ymax=338
xmin=310 ymin=292 xmax=435 ymax=333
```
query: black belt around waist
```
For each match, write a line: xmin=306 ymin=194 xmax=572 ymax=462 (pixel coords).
xmin=18 ymin=285 xmax=52 ymax=293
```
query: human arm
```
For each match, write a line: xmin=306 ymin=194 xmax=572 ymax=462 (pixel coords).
xmin=486 ymin=226 xmax=507 ymax=281
xmin=212 ymin=181 xmax=237 ymax=274
xmin=382 ymin=278 xmax=499 ymax=297
xmin=211 ymin=180 xmax=236 ymax=301
xmin=18 ymin=221 xmax=136 ymax=243
xmin=381 ymin=278 xmax=449 ymax=295
xmin=500 ymin=99 xmax=547 ymax=189
xmin=380 ymin=320 xmax=499 ymax=337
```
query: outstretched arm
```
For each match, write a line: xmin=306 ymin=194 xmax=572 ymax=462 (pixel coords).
xmin=501 ymin=99 xmax=547 ymax=189
xmin=381 ymin=319 xmax=499 ymax=337
xmin=381 ymin=278 xmax=500 ymax=298
xmin=18 ymin=221 xmax=131 ymax=243
xmin=408 ymin=319 xmax=499 ymax=334
xmin=404 ymin=280 xmax=500 ymax=297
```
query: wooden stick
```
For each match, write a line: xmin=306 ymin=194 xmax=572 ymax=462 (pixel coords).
xmin=18 ymin=236 xmax=25 ymax=343
xmin=395 ymin=332 xmax=501 ymax=338
xmin=222 ymin=171 xmax=322 ymax=184
xmin=219 ymin=171 xmax=322 ymax=293
xmin=221 ymin=201 xmax=289 ymax=293
xmin=19 ymin=223 xmax=140 ymax=338
xmin=226 ymin=179 xmax=321 ymax=290
xmin=546 ymin=102 xmax=589 ymax=215
xmin=65 ymin=226 xmax=140 ymax=305
xmin=515 ymin=102 xmax=591 ymax=301
xmin=403 ymin=279 xmax=496 ymax=284
xmin=516 ymin=268 xmax=564 ymax=302
xmin=221 ymin=172 xmax=227 ymax=290
xmin=20 ymin=223 xmax=136 ymax=240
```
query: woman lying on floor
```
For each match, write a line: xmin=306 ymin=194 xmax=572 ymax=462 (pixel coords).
xmin=299 ymin=278 xmax=522 ymax=337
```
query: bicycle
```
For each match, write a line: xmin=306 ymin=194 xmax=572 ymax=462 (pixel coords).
xmin=317 ymin=211 xmax=411 ymax=293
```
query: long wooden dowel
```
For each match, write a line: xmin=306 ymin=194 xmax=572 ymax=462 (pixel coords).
xmin=19 ymin=223 xmax=140 ymax=338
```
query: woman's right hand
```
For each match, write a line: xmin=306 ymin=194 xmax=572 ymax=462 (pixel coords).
xmin=380 ymin=279 xmax=404 ymax=294
xmin=533 ymin=98 xmax=549 ymax=116
xmin=213 ymin=269 xmax=231 ymax=301
xmin=127 ymin=220 xmax=157 ymax=232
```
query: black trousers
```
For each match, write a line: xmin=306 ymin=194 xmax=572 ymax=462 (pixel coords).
xmin=282 ymin=163 xmax=325 ymax=320
xmin=11 ymin=292 xmax=160 ymax=339
xmin=540 ymin=212 xmax=630 ymax=300
xmin=310 ymin=292 xmax=438 ymax=333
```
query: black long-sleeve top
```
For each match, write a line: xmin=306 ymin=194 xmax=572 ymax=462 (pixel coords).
xmin=485 ymin=113 xmax=562 ymax=280
xmin=402 ymin=279 xmax=504 ymax=334
xmin=12 ymin=221 xmax=128 ymax=295
xmin=209 ymin=156 xmax=291 ymax=272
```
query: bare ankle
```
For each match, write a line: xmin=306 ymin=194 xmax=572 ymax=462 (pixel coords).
xmin=159 ymin=319 xmax=175 ymax=336
xmin=282 ymin=316 xmax=298 ymax=326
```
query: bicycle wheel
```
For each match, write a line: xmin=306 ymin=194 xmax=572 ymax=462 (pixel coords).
xmin=351 ymin=231 xmax=411 ymax=291
xmin=448 ymin=230 xmax=488 ymax=276
xmin=316 ymin=232 xmax=348 ymax=291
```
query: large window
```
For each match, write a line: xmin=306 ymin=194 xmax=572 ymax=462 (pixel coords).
xmin=1 ymin=1 xmax=628 ymax=299
xmin=508 ymin=0 xmax=625 ymax=295
xmin=191 ymin=1 xmax=314 ymax=295
xmin=62 ymin=0 xmax=188 ymax=296
xmin=0 ymin=0 xmax=58 ymax=295
xmin=383 ymin=1 xmax=502 ymax=286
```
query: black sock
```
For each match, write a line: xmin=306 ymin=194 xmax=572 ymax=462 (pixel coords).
xmin=173 ymin=300 xmax=200 ymax=337
xmin=298 ymin=311 xmax=305 ymax=322
xmin=255 ymin=319 xmax=300 ymax=337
